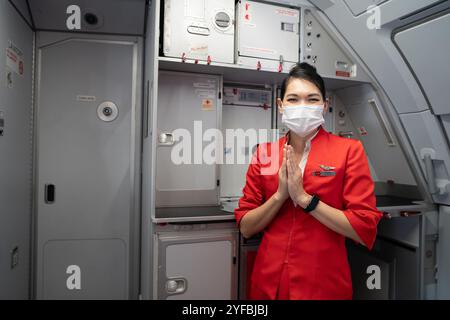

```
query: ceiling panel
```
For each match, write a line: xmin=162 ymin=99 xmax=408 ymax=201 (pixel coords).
xmin=394 ymin=11 xmax=450 ymax=116
xmin=343 ymin=0 xmax=390 ymax=16
xmin=9 ymin=0 xmax=33 ymax=27
xmin=28 ymin=0 xmax=146 ymax=35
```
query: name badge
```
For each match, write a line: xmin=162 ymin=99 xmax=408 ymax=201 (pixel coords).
xmin=312 ymin=171 xmax=336 ymax=177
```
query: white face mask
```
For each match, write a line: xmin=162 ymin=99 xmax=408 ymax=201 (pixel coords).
xmin=281 ymin=104 xmax=325 ymax=137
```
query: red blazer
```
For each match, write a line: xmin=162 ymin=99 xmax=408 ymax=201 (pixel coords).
xmin=235 ymin=126 xmax=383 ymax=300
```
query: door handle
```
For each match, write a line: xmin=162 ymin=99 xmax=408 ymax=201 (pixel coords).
xmin=158 ymin=132 xmax=175 ymax=146
xmin=45 ymin=184 xmax=55 ymax=204
xmin=423 ymin=154 xmax=438 ymax=195
xmin=166 ymin=278 xmax=187 ymax=295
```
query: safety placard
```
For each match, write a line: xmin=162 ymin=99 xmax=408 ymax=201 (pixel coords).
xmin=275 ymin=8 xmax=299 ymax=18
xmin=6 ymin=41 xmax=24 ymax=77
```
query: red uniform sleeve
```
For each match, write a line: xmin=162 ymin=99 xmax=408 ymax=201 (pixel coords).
xmin=342 ymin=140 xmax=382 ymax=250
xmin=234 ymin=145 xmax=265 ymax=227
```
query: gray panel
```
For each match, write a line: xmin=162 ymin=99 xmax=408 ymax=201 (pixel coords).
xmin=350 ymin=211 xmax=438 ymax=300
xmin=394 ymin=12 xmax=450 ymax=116
xmin=141 ymin=0 xmax=160 ymax=299
xmin=443 ymin=115 xmax=450 ymax=150
xmin=271 ymin=0 xmax=312 ymax=7
xmin=156 ymin=71 xmax=221 ymax=208
xmin=9 ymin=0 xmax=33 ymax=27
xmin=348 ymin=237 xmax=420 ymax=299
xmin=35 ymin=34 xmax=140 ymax=299
xmin=0 ymin=0 xmax=33 ymax=300
xmin=335 ymin=84 xmax=416 ymax=185
xmin=400 ymin=111 xmax=450 ymax=205
xmin=162 ymin=0 xmax=235 ymax=64
xmin=155 ymin=207 xmax=234 ymax=223
xmin=236 ymin=0 xmax=299 ymax=63
xmin=347 ymin=243 xmax=392 ymax=299
xmin=220 ymin=92 xmax=273 ymax=198
xmin=377 ymin=215 xmax=421 ymax=248
xmin=329 ymin=93 xmax=358 ymax=135
xmin=437 ymin=205 xmax=450 ymax=299
xmin=311 ymin=1 xmax=447 ymax=114
xmin=159 ymin=57 xmax=369 ymax=88
xmin=330 ymin=94 xmax=380 ymax=180
xmin=343 ymin=0 xmax=390 ymax=16
xmin=29 ymin=0 xmax=146 ymax=35
xmin=43 ymin=239 xmax=127 ymax=299
xmin=156 ymin=229 xmax=238 ymax=300
xmin=303 ymin=9 xmax=360 ymax=80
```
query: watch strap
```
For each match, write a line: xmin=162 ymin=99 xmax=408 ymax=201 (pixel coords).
xmin=304 ymin=194 xmax=320 ymax=213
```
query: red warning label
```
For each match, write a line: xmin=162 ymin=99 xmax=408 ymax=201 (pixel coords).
xmin=6 ymin=41 xmax=24 ymax=76
xmin=336 ymin=70 xmax=350 ymax=78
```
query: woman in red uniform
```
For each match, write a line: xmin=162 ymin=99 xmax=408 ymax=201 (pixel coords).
xmin=235 ymin=62 xmax=383 ymax=300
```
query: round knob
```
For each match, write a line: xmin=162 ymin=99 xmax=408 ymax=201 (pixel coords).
xmin=97 ymin=101 xmax=118 ymax=122
xmin=215 ymin=12 xmax=231 ymax=29
xmin=103 ymin=107 xmax=112 ymax=116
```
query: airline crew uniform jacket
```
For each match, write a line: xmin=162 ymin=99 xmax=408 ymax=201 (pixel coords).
xmin=234 ymin=127 xmax=383 ymax=299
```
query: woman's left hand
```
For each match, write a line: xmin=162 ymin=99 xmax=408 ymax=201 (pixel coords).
xmin=286 ymin=145 xmax=311 ymax=208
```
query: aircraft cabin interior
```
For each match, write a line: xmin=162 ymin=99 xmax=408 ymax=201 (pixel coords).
xmin=1 ymin=0 xmax=450 ymax=300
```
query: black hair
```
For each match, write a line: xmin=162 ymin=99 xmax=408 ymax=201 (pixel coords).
xmin=280 ymin=62 xmax=326 ymax=101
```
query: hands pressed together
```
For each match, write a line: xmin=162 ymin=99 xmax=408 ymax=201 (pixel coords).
xmin=274 ymin=144 xmax=312 ymax=208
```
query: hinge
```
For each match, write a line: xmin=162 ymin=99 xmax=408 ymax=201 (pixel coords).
xmin=217 ymin=179 xmax=220 ymax=187
xmin=233 ymin=256 xmax=237 ymax=265
xmin=435 ymin=263 xmax=439 ymax=281
xmin=218 ymin=91 xmax=222 ymax=99
xmin=434 ymin=233 xmax=439 ymax=282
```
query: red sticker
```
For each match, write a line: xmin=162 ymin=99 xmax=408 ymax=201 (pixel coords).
xmin=358 ymin=127 xmax=368 ymax=136
xmin=336 ymin=70 xmax=350 ymax=78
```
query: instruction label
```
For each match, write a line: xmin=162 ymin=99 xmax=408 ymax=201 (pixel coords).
xmin=6 ymin=41 xmax=24 ymax=77
xmin=76 ymin=95 xmax=97 ymax=102
xmin=195 ymin=89 xmax=216 ymax=99
xmin=193 ymin=80 xmax=216 ymax=90
xmin=275 ymin=8 xmax=299 ymax=18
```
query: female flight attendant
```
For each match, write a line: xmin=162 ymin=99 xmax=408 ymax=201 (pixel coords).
xmin=234 ymin=62 xmax=383 ymax=300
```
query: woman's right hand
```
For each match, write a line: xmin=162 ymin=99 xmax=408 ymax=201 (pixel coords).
xmin=274 ymin=145 xmax=289 ymax=202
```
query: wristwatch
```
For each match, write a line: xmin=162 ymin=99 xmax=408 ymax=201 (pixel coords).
xmin=303 ymin=194 xmax=320 ymax=213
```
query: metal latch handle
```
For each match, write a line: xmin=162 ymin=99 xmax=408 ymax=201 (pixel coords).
xmin=158 ymin=132 xmax=175 ymax=146
xmin=423 ymin=154 xmax=438 ymax=195
xmin=166 ymin=278 xmax=187 ymax=295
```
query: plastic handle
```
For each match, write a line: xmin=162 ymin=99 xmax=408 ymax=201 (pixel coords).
xmin=45 ymin=184 xmax=55 ymax=204
xmin=424 ymin=154 xmax=438 ymax=195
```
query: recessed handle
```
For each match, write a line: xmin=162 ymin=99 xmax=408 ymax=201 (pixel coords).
xmin=166 ymin=278 xmax=187 ymax=295
xmin=158 ymin=132 xmax=175 ymax=146
xmin=45 ymin=184 xmax=55 ymax=204
xmin=423 ymin=154 xmax=438 ymax=195
xmin=368 ymin=99 xmax=396 ymax=146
